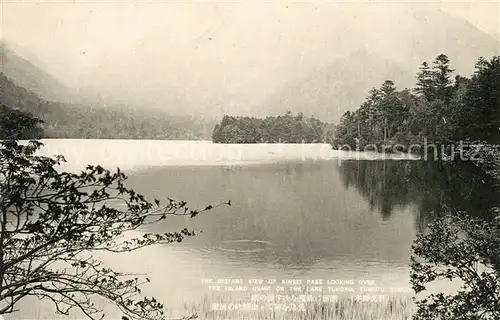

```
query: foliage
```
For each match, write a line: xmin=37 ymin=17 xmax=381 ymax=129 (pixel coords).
xmin=0 ymin=104 xmax=44 ymax=140
xmin=212 ymin=112 xmax=335 ymax=144
xmin=334 ymin=55 xmax=500 ymax=319
xmin=333 ymin=55 xmax=500 ymax=151
xmin=410 ymin=208 xmax=500 ymax=320
xmin=453 ymin=56 xmax=500 ymax=143
xmin=0 ymin=138 xmax=229 ymax=320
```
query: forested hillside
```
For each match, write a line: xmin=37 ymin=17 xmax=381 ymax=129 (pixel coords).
xmin=333 ymin=54 xmax=500 ymax=151
xmin=0 ymin=73 xmax=215 ymax=139
xmin=212 ymin=112 xmax=335 ymax=143
xmin=1 ymin=42 xmax=78 ymax=103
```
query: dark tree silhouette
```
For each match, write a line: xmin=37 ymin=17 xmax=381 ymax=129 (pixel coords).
xmin=0 ymin=138 xmax=229 ymax=320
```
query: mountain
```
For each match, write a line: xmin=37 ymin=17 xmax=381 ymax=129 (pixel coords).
xmin=258 ymin=8 xmax=499 ymax=122
xmin=361 ymin=6 xmax=499 ymax=75
xmin=0 ymin=72 xmax=215 ymax=139
xmin=0 ymin=42 xmax=80 ymax=103
xmin=0 ymin=42 xmax=216 ymax=140
xmin=3 ymin=6 xmax=498 ymax=124
xmin=261 ymin=50 xmax=413 ymax=122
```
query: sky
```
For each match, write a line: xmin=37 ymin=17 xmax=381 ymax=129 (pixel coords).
xmin=2 ymin=0 xmax=499 ymax=115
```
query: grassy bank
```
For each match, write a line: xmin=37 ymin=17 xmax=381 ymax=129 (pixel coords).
xmin=181 ymin=294 xmax=415 ymax=320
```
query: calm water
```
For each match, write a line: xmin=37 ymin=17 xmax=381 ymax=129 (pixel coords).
xmin=9 ymin=140 xmax=499 ymax=319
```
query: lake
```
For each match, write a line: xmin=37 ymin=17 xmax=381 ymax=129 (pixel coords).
xmin=9 ymin=140 xmax=499 ymax=319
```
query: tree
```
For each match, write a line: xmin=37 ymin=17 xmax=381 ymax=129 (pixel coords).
xmin=411 ymin=208 xmax=500 ymax=320
xmin=454 ymin=56 xmax=500 ymax=143
xmin=333 ymin=111 xmax=358 ymax=148
xmin=415 ymin=55 xmax=454 ymax=103
xmin=380 ymin=80 xmax=397 ymax=97
xmin=212 ymin=113 xmax=330 ymax=144
xmin=415 ymin=62 xmax=434 ymax=101
xmin=0 ymin=104 xmax=44 ymax=140
xmin=0 ymin=139 xmax=230 ymax=320
xmin=432 ymin=54 xmax=455 ymax=102
xmin=377 ymin=80 xmax=399 ymax=142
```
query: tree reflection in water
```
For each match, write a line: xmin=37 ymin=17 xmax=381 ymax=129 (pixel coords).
xmin=336 ymin=159 xmax=500 ymax=229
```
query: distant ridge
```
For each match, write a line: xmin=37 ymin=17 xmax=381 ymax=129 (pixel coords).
xmin=2 ymin=6 xmax=498 ymax=124
xmin=262 ymin=50 xmax=413 ymax=122
xmin=0 ymin=72 xmax=215 ymax=140
xmin=0 ymin=44 xmax=215 ymax=140
xmin=258 ymin=8 xmax=499 ymax=123
xmin=1 ymin=42 xmax=78 ymax=103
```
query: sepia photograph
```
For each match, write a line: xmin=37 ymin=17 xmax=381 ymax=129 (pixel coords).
xmin=1 ymin=1 xmax=499 ymax=319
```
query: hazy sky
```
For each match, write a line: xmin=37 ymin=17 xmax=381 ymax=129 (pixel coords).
xmin=2 ymin=0 xmax=499 ymax=115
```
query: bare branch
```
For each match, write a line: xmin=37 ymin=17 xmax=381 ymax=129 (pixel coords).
xmin=0 ymin=140 xmax=230 ymax=320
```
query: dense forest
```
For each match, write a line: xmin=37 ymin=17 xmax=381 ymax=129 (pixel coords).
xmin=333 ymin=54 xmax=500 ymax=151
xmin=0 ymin=73 xmax=215 ymax=140
xmin=0 ymin=104 xmax=43 ymax=140
xmin=212 ymin=112 xmax=335 ymax=143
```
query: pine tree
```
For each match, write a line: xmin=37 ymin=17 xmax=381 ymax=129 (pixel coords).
xmin=432 ymin=54 xmax=455 ymax=102
xmin=415 ymin=62 xmax=434 ymax=101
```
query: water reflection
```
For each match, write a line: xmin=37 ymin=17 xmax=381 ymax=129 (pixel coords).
xmin=126 ymin=160 xmax=417 ymax=269
xmin=105 ymin=157 xmax=500 ymax=314
xmin=336 ymin=160 xmax=500 ymax=230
